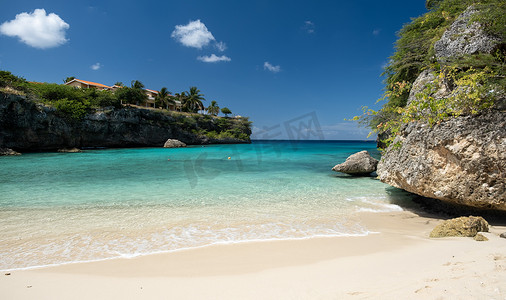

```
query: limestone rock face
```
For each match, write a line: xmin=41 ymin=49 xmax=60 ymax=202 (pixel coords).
xmin=332 ymin=150 xmax=378 ymax=175
xmin=163 ymin=139 xmax=186 ymax=148
xmin=434 ymin=6 xmax=501 ymax=61
xmin=407 ymin=69 xmax=451 ymax=105
xmin=429 ymin=216 xmax=489 ymax=238
xmin=377 ymin=109 xmax=506 ymax=211
xmin=0 ymin=93 xmax=250 ymax=152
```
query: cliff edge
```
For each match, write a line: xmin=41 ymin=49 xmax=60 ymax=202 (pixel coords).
xmin=0 ymin=93 xmax=251 ymax=152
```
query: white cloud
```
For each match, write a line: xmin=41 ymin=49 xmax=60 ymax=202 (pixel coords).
xmin=197 ymin=54 xmax=231 ymax=63
xmin=264 ymin=62 xmax=281 ymax=73
xmin=90 ymin=62 xmax=101 ymax=70
xmin=215 ymin=41 xmax=227 ymax=52
xmin=0 ymin=9 xmax=69 ymax=49
xmin=171 ymin=19 xmax=215 ymax=49
xmin=303 ymin=20 xmax=315 ymax=34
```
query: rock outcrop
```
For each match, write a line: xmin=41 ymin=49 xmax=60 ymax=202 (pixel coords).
xmin=429 ymin=216 xmax=489 ymax=238
xmin=434 ymin=6 xmax=501 ymax=61
xmin=163 ymin=139 xmax=186 ymax=148
xmin=332 ymin=150 xmax=378 ymax=175
xmin=0 ymin=93 xmax=251 ymax=152
xmin=377 ymin=109 xmax=506 ymax=211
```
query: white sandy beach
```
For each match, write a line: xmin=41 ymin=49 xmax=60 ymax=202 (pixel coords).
xmin=1 ymin=211 xmax=505 ymax=300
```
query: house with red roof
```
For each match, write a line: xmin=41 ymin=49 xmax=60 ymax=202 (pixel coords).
xmin=64 ymin=79 xmax=111 ymax=91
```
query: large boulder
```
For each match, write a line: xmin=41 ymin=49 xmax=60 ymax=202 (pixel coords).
xmin=429 ymin=216 xmax=489 ymax=238
xmin=434 ymin=6 xmax=501 ymax=62
xmin=332 ymin=150 xmax=378 ymax=175
xmin=377 ymin=110 xmax=506 ymax=211
xmin=163 ymin=139 xmax=186 ymax=148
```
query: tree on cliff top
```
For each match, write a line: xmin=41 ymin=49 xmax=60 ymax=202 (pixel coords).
xmin=182 ymin=86 xmax=205 ymax=113
xmin=116 ymin=80 xmax=148 ymax=106
xmin=221 ymin=107 xmax=232 ymax=117
xmin=156 ymin=87 xmax=175 ymax=110
xmin=353 ymin=0 xmax=505 ymax=148
xmin=206 ymin=100 xmax=220 ymax=116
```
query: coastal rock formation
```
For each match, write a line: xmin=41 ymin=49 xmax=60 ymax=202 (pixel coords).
xmin=0 ymin=93 xmax=251 ymax=152
xmin=429 ymin=216 xmax=489 ymax=238
xmin=377 ymin=109 xmax=506 ymax=211
xmin=163 ymin=139 xmax=186 ymax=148
xmin=377 ymin=4 xmax=506 ymax=212
xmin=0 ymin=147 xmax=21 ymax=156
xmin=332 ymin=150 xmax=378 ymax=175
xmin=434 ymin=6 xmax=501 ymax=61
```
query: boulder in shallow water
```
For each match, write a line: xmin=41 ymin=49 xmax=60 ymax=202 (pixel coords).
xmin=0 ymin=148 xmax=21 ymax=156
xmin=429 ymin=216 xmax=489 ymax=238
xmin=163 ymin=139 xmax=186 ymax=148
xmin=332 ymin=150 xmax=378 ymax=175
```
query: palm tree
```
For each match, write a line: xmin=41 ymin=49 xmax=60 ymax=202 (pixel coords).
xmin=156 ymin=87 xmax=175 ymax=110
xmin=131 ymin=80 xmax=145 ymax=90
xmin=206 ymin=100 xmax=220 ymax=116
xmin=183 ymin=86 xmax=205 ymax=113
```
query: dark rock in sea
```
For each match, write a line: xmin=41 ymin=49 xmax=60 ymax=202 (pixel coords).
xmin=429 ymin=216 xmax=489 ymax=238
xmin=332 ymin=150 xmax=378 ymax=176
xmin=434 ymin=6 xmax=501 ymax=62
xmin=500 ymin=232 xmax=506 ymax=239
xmin=0 ymin=148 xmax=21 ymax=156
xmin=474 ymin=233 xmax=489 ymax=241
xmin=163 ymin=139 xmax=186 ymax=148
xmin=57 ymin=147 xmax=81 ymax=153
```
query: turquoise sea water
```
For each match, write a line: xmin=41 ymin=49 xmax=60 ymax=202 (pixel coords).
xmin=0 ymin=141 xmax=414 ymax=270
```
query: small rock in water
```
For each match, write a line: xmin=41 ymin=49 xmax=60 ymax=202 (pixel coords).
xmin=500 ymin=232 xmax=506 ymax=239
xmin=474 ymin=233 xmax=488 ymax=241
xmin=163 ymin=139 xmax=186 ymax=148
xmin=4 ymin=273 xmax=11 ymax=276
xmin=57 ymin=147 xmax=81 ymax=153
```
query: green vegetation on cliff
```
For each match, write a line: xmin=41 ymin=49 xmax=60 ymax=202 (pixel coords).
xmin=354 ymin=0 xmax=505 ymax=148
xmin=0 ymin=70 xmax=252 ymax=143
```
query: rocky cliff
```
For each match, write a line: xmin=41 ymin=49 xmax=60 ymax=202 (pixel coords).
xmin=377 ymin=108 xmax=505 ymax=211
xmin=377 ymin=4 xmax=506 ymax=211
xmin=0 ymin=93 xmax=251 ymax=152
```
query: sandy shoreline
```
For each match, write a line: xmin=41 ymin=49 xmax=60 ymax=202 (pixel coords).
xmin=1 ymin=211 xmax=505 ymax=299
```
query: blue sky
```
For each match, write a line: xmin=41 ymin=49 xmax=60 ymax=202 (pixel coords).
xmin=0 ymin=0 xmax=427 ymax=140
